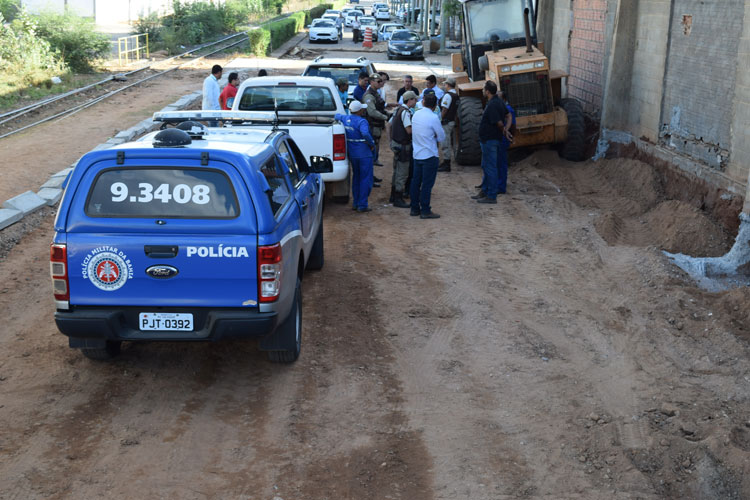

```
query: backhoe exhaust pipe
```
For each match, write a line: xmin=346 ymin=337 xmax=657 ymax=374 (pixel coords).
xmin=523 ymin=8 xmax=533 ymax=53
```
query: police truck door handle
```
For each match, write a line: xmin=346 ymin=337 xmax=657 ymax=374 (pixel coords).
xmin=301 ymin=200 xmax=309 ymax=210
xmin=144 ymin=245 xmax=179 ymax=258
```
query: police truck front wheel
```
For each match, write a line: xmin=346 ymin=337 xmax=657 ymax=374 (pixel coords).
xmin=266 ymin=279 xmax=302 ymax=364
xmin=81 ymin=340 xmax=122 ymax=361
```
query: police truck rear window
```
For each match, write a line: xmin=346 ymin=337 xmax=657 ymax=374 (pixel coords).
xmin=86 ymin=168 xmax=239 ymax=218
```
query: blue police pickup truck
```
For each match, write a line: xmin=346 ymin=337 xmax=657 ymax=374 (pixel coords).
xmin=50 ymin=122 xmax=331 ymax=363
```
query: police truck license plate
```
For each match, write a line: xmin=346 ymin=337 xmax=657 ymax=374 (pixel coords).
xmin=403 ymin=51 xmax=411 ymax=55
xmin=139 ymin=312 xmax=193 ymax=331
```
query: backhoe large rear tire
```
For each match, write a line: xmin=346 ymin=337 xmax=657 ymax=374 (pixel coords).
xmin=560 ymin=98 xmax=586 ymax=162
xmin=455 ymin=96 xmax=483 ymax=166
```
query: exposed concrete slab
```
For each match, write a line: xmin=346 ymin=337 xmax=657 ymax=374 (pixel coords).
xmin=0 ymin=208 xmax=23 ymax=230
xmin=2 ymin=191 xmax=47 ymax=215
xmin=37 ymin=188 xmax=64 ymax=206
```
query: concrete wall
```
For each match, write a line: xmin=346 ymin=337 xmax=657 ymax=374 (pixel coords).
xmin=734 ymin=3 xmax=750 ymax=211
xmin=659 ymin=0 xmax=745 ymax=171
xmin=549 ymin=0 xmax=573 ymax=97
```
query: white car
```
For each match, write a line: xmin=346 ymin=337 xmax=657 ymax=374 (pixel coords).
xmin=309 ymin=19 xmax=339 ymax=43
xmin=371 ymin=2 xmax=388 ymax=15
xmin=344 ymin=10 xmax=362 ymax=27
xmin=378 ymin=22 xmax=405 ymax=40
xmin=359 ymin=16 xmax=379 ymax=40
xmin=302 ymin=56 xmax=377 ymax=99
xmin=375 ymin=7 xmax=390 ymax=20
xmin=324 ymin=9 xmax=340 ymax=15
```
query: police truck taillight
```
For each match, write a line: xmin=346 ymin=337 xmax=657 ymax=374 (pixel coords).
xmin=333 ymin=133 xmax=346 ymax=161
xmin=258 ymin=243 xmax=282 ymax=302
xmin=50 ymin=243 xmax=69 ymax=309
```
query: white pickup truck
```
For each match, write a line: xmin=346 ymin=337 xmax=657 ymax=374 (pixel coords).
xmin=228 ymin=76 xmax=350 ymax=202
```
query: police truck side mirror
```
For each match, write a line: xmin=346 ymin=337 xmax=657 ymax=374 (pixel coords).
xmin=309 ymin=156 xmax=334 ymax=173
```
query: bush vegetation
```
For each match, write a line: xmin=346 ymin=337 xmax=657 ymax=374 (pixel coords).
xmin=0 ymin=11 xmax=66 ymax=103
xmin=34 ymin=11 xmax=111 ymax=72
xmin=136 ymin=0 xmax=332 ymax=56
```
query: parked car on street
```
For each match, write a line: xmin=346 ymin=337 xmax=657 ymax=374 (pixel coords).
xmin=387 ymin=29 xmax=424 ymax=59
xmin=301 ymin=56 xmax=377 ymax=99
xmin=371 ymin=2 xmax=388 ymax=15
xmin=375 ymin=7 xmax=390 ymax=20
xmin=344 ymin=9 xmax=363 ymax=27
xmin=308 ymin=19 xmax=339 ymax=43
xmin=52 ymin=123 xmax=330 ymax=363
xmin=379 ymin=22 xmax=406 ymax=41
xmin=359 ymin=16 xmax=379 ymax=41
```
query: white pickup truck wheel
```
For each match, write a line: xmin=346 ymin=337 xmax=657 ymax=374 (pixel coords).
xmin=331 ymin=171 xmax=351 ymax=204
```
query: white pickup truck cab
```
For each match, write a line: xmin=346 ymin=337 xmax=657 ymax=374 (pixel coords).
xmin=230 ymin=76 xmax=351 ymax=202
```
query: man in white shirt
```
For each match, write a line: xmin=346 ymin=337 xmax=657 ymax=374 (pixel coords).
xmin=438 ymin=77 xmax=458 ymax=172
xmin=410 ymin=93 xmax=445 ymax=219
xmin=202 ymin=64 xmax=222 ymax=126
xmin=419 ymin=74 xmax=444 ymax=102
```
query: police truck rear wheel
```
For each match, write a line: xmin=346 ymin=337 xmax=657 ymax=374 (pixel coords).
xmin=81 ymin=341 xmax=121 ymax=361
xmin=267 ymin=279 xmax=302 ymax=364
xmin=455 ymin=96 xmax=483 ymax=166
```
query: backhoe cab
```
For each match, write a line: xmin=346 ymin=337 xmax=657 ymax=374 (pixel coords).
xmin=452 ymin=0 xmax=586 ymax=165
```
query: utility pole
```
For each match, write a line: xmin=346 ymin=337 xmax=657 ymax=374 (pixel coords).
xmin=439 ymin=0 xmax=446 ymax=53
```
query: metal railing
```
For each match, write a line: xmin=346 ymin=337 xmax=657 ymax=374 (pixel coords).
xmin=118 ymin=33 xmax=150 ymax=65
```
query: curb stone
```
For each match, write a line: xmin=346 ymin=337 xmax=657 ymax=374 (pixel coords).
xmin=0 ymin=92 xmax=203 ymax=232
xmin=37 ymin=188 xmax=64 ymax=206
xmin=3 ymin=191 xmax=47 ymax=215
xmin=0 ymin=208 xmax=23 ymax=230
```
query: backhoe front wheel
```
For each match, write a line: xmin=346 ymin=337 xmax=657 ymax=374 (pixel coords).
xmin=455 ymin=96 xmax=483 ymax=166
xmin=560 ymin=98 xmax=586 ymax=162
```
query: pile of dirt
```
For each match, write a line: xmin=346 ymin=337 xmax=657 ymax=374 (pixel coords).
xmin=531 ymin=152 xmax=732 ymax=257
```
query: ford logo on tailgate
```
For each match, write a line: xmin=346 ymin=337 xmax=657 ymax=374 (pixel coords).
xmin=145 ymin=265 xmax=179 ymax=279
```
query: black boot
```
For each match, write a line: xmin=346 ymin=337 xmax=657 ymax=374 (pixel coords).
xmin=393 ymin=192 xmax=409 ymax=208
xmin=389 ymin=186 xmax=395 ymax=203
xmin=438 ymin=161 xmax=451 ymax=172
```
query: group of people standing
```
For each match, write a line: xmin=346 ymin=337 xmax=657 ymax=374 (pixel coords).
xmin=338 ymin=71 xmax=515 ymax=219
xmin=202 ymin=65 xmax=268 ymax=113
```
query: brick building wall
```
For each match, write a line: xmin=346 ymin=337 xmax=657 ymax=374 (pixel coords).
xmin=659 ymin=0 xmax=745 ymax=171
xmin=567 ymin=0 xmax=608 ymax=116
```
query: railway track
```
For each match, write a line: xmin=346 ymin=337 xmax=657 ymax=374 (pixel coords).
xmin=0 ymin=32 xmax=249 ymax=140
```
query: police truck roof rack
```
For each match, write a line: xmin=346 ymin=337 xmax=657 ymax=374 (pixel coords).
xmin=153 ymin=110 xmax=336 ymax=126
xmin=313 ymin=55 xmax=324 ymax=62
xmin=356 ymin=56 xmax=367 ymax=63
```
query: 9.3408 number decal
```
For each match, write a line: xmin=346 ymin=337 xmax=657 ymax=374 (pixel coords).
xmin=110 ymin=182 xmax=211 ymax=205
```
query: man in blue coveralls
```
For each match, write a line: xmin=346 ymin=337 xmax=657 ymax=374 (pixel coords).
xmin=336 ymin=100 xmax=375 ymax=212
xmin=473 ymin=90 xmax=516 ymax=197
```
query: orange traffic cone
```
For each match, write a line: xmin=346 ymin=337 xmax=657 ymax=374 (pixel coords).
xmin=362 ymin=27 xmax=373 ymax=48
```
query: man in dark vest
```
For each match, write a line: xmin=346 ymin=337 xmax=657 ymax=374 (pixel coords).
xmin=363 ymin=72 xmax=390 ymax=174
xmin=389 ymin=90 xmax=418 ymax=208
xmin=438 ymin=77 xmax=458 ymax=172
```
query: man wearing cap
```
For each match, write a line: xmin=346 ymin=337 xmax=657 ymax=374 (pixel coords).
xmin=389 ymin=90 xmax=417 ymax=208
xmin=353 ymin=72 xmax=369 ymax=103
xmin=363 ymin=73 xmax=390 ymax=169
xmin=336 ymin=77 xmax=350 ymax=113
xmin=438 ymin=77 xmax=458 ymax=172
xmin=336 ymin=101 xmax=375 ymax=212
xmin=410 ymin=93 xmax=445 ymax=219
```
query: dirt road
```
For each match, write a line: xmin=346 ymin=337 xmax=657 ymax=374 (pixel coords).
xmin=1 ymin=57 xmax=749 ymax=499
